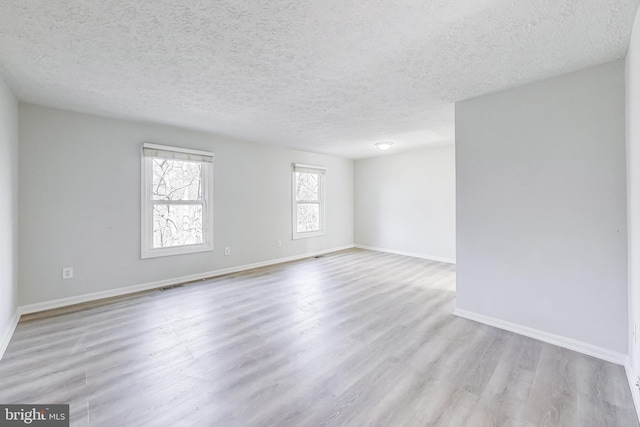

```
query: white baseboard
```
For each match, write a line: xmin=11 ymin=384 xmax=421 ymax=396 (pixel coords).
xmin=354 ymin=244 xmax=455 ymax=264
xmin=453 ymin=307 xmax=626 ymax=365
xmin=0 ymin=309 xmax=20 ymax=361
xmin=19 ymin=244 xmax=355 ymax=315
xmin=625 ymin=359 xmax=640 ymax=423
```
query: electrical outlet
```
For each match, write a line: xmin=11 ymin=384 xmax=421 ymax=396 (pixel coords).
xmin=62 ymin=267 xmax=74 ymax=280
xmin=277 ymin=240 xmax=282 ymax=247
xmin=635 ymin=322 xmax=638 ymax=344
xmin=224 ymin=247 xmax=231 ymax=256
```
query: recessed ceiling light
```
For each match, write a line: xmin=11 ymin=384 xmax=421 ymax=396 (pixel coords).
xmin=375 ymin=141 xmax=393 ymax=151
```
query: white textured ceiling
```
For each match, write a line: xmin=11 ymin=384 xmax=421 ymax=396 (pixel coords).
xmin=0 ymin=1 xmax=638 ymax=158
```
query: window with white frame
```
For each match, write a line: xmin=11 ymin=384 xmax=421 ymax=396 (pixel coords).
xmin=141 ymin=143 xmax=214 ymax=258
xmin=292 ymin=163 xmax=326 ymax=239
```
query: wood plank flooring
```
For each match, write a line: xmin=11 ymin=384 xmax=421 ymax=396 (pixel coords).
xmin=0 ymin=249 xmax=637 ymax=426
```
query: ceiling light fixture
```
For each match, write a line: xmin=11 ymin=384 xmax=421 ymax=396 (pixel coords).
xmin=375 ymin=141 xmax=394 ymax=151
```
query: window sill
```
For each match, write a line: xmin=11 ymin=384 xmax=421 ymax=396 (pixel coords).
xmin=141 ymin=243 xmax=213 ymax=259
xmin=292 ymin=231 xmax=326 ymax=240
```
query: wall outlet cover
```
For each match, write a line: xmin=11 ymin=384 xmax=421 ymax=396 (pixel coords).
xmin=62 ymin=267 xmax=73 ymax=280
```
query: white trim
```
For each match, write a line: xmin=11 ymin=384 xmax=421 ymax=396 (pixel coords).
xmin=453 ymin=307 xmax=626 ymax=365
xmin=292 ymin=164 xmax=326 ymax=240
xmin=354 ymin=244 xmax=456 ymax=264
xmin=141 ymin=147 xmax=215 ymax=259
xmin=625 ymin=359 xmax=640 ymax=423
xmin=19 ymin=245 xmax=355 ymax=315
xmin=0 ymin=310 xmax=20 ymax=362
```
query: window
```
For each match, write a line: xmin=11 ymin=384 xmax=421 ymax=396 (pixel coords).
xmin=292 ymin=163 xmax=326 ymax=239
xmin=141 ymin=143 xmax=214 ymax=258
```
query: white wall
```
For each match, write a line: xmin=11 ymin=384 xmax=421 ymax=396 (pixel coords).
xmin=354 ymin=145 xmax=455 ymax=262
xmin=627 ymin=4 xmax=640 ymax=395
xmin=18 ymin=104 xmax=354 ymax=306
xmin=0 ymin=76 xmax=19 ymax=352
xmin=456 ymin=60 xmax=627 ymax=355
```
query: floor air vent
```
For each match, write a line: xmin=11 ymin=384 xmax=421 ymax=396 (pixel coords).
xmin=159 ymin=284 xmax=184 ymax=291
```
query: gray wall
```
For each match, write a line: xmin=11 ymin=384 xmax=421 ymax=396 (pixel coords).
xmin=354 ymin=145 xmax=455 ymax=262
xmin=456 ymin=60 xmax=627 ymax=353
xmin=0 ymin=77 xmax=18 ymax=345
xmin=18 ymin=104 xmax=354 ymax=306
xmin=627 ymin=6 xmax=640 ymax=384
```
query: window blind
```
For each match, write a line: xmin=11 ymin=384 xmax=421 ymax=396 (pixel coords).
xmin=292 ymin=163 xmax=326 ymax=174
xmin=143 ymin=143 xmax=214 ymax=163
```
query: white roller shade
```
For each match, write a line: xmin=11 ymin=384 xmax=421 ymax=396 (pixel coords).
xmin=143 ymin=143 xmax=214 ymax=163
xmin=292 ymin=163 xmax=326 ymax=174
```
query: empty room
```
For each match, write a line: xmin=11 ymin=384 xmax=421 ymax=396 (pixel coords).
xmin=2 ymin=1 xmax=640 ymax=426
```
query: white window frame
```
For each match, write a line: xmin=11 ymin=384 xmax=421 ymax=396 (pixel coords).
xmin=292 ymin=163 xmax=326 ymax=240
xmin=141 ymin=143 xmax=214 ymax=259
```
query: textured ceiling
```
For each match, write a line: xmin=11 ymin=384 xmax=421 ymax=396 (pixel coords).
xmin=0 ymin=1 xmax=638 ymax=159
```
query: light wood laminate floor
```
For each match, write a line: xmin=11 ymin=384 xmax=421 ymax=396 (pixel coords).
xmin=0 ymin=249 xmax=637 ymax=426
